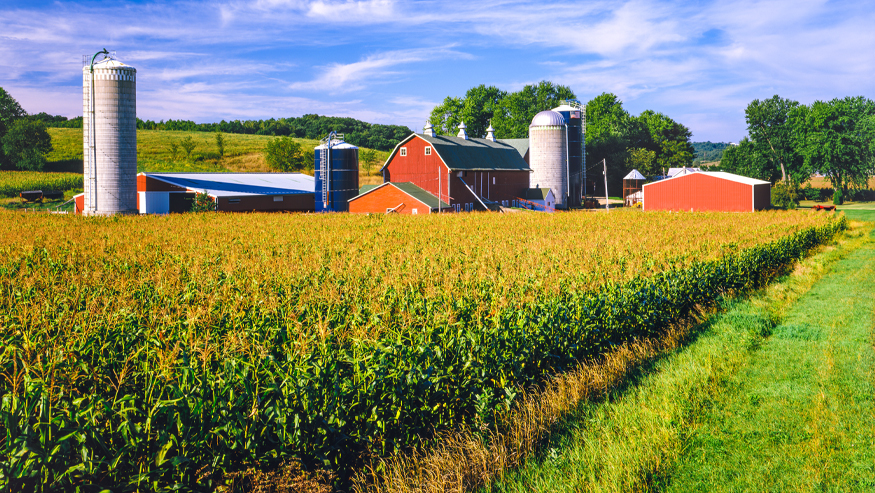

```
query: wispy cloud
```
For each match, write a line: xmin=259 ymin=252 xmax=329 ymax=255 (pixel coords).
xmin=288 ymin=48 xmax=473 ymax=92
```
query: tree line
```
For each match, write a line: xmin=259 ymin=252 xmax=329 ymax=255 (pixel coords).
xmin=38 ymin=113 xmax=412 ymax=152
xmin=692 ymin=142 xmax=731 ymax=164
xmin=429 ymin=82 xmax=696 ymax=193
xmin=0 ymin=89 xmax=52 ymax=171
xmin=719 ymin=95 xmax=875 ymax=203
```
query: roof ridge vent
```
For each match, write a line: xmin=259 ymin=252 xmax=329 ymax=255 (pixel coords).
xmin=457 ymin=121 xmax=468 ymax=140
xmin=485 ymin=122 xmax=496 ymax=141
xmin=423 ymin=121 xmax=436 ymax=137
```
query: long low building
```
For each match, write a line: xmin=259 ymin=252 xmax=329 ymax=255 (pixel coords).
xmin=74 ymin=172 xmax=315 ymax=214
xmin=642 ymin=171 xmax=771 ymax=212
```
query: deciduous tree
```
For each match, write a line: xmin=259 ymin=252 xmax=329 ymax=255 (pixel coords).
xmin=1 ymin=119 xmax=52 ymax=171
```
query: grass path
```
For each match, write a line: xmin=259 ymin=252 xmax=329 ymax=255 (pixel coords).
xmin=665 ymin=225 xmax=875 ymax=491
xmin=486 ymin=220 xmax=873 ymax=493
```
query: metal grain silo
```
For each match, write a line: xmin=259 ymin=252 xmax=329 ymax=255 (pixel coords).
xmin=529 ymin=110 xmax=568 ymax=208
xmin=82 ymin=51 xmax=137 ymax=215
xmin=314 ymin=132 xmax=359 ymax=212
xmin=552 ymin=101 xmax=583 ymax=208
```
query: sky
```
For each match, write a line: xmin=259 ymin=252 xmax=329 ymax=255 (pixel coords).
xmin=1 ymin=0 xmax=873 ymax=142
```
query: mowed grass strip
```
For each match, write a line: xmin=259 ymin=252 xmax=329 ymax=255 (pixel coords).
xmin=484 ymin=220 xmax=871 ymax=493
xmin=665 ymin=224 xmax=875 ymax=491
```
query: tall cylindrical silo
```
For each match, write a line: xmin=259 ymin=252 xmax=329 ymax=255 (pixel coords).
xmin=552 ymin=102 xmax=583 ymax=208
xmin=314 ymin=140 xmax=359 ymax=212
xmin=529 ymin=110 xmax=568 ymax=208
xmin=82 ymin=55 xmax=138 ymax=215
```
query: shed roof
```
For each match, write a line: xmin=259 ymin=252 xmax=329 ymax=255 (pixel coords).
xmin=383 ymin=134 xmax=531 ymax=172
xmin=623 ymin=169 xmax=646 ymax=180
xmin=524 ymin=188 xmax=553 ymax=200
xmin=359 ymin=184 xmax=380 ymax=195
xmin=643 ymin=171 xmax=771 ymax=188
xmin=349 ymin=182 xmax=450 ymax=209
xmin=140 ymin=172 xmax=314 ymax=197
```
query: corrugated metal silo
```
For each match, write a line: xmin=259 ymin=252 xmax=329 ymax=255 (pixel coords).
xmin=82 ymin=53 xmax=138 ymax=215
xmin=529 ymin=110 xmax=568 ymax=208
xmin=552 ymin=101 xmax=583 ymax=208
xmin=314 ymin=134 xmax=359 ymax=212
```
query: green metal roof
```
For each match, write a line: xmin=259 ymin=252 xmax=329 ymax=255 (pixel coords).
xmin=524 ymin=187 xmax=552 ymax=200
xmin=359 ymin=184 xmax=380 ymax=194
xmin=497 ymin=138 xmax=529 ymax=159
xmin=382 ymin=134 xmax=532 ymax=172
xmin=390 ymin=182 xmax=451 ymax=209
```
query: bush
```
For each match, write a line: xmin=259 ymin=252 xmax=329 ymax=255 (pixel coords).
xmin=180 ymin=136 xmax=196 ymax=159
xmin=1 ymin=119 xmax=53 ymax=171
xmin=771 ymin=182 xmax=798 ymax=209
xmin=265 ymin=136 xmax=311 ymax=171
xmin=215 ymin=132 xmax=225 ymax=157
xmin=833 ymin=189 xmax=843 ymax=205
xmin=191 ymin=190 xmax=216 ymax=212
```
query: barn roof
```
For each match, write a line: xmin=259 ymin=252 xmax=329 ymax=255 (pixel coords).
xmin=140 ymin=172 xmax=314 ymax=197
xmin=497 ymin=138 xmax=530 ymax=159
xmin=382 ymin=134 xmax=532 ymax=172
xmin=349 ymin=182 xmax=451 ymax=209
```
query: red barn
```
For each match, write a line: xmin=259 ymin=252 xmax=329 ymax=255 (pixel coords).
xmin=349 ymin=182 xmax=452 ymax=214
xmin=381 ymin=131 xmax=531 ymax=211
xmin=642 ymin=171 xmax=771 ymax=212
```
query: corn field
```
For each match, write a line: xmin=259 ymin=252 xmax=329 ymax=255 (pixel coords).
xmin=0 ymin=171 xmax=83 ymax=198
xmin=0 ymin=209 xmax=844 ymax=491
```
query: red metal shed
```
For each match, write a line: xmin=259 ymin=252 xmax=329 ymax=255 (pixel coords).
xmin=349 ymin=182 xmax=451 ymax=215
xmin=642 ymin=171 xmax=771 ymax=212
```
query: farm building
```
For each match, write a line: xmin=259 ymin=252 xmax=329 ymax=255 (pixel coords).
xmin=522 ymin=188 xmax=556 ymax=211
xmin=642 ymin=171 xmax=771 ymax=212
xmin=73 ymin=172 xmax=315 ymax=214
xmin=348 ymin=182 xmax=452 ymax=214
xmin=380 ymin=123 xmax=531 ymax=212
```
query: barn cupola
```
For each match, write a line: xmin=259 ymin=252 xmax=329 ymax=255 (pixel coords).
xmin=485 ymin=123 xmax=496 ymax=141
xmin=457 ymin=121 xmax=468 ymax=140
xmin=423 ymin=121 xmax=436 ymax=137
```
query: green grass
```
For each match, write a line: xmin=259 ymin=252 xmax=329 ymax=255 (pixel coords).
xmin=484 ymin=221 xmax=872 ymax=493
xmin=665 ymin=224 xmax=875 ymax=491
xmin=0 ymin=171 xmax=83 ymax=198
xmin=46 ymin=128 xmax=389 ymax=175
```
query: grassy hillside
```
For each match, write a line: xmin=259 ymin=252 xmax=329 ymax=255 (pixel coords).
xmin=47 ymin=128 xmax=388 ymax=182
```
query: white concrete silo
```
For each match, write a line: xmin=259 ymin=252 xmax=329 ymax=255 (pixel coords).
xmin=529 ymin=110 xmax=568 ymax=208
xmin=82 ymin=53 xmax=137 ymax=215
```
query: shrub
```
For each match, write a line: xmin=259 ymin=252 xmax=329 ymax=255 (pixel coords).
xmin=191 ymin=190 xmax=216 ymax=212
xmin=1 ymin=119 xmax=53 ymax=171
xmin=265 ymin=136 xmax=310 ymax=171
xmin=180 ymin=136 xmax=196 ymax=159
xmin=833 ymin=189 xmax=843 ymax=205
xmin=215 ymin=131 xmax=225 ymax=157
xmin=771 ymin=182 xmax=798 ymax=209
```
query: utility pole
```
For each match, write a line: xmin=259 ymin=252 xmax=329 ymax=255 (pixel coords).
xmin=602 ymin=158 xmax=609 ymax=211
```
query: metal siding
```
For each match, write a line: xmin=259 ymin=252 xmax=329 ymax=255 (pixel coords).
xmin=349 ymin=184 xmax=430 ymax=214
xmin=643 ymin=173 xmax=755 ymax=212
xmin=315 ymin=146 xmax=359 ymax=212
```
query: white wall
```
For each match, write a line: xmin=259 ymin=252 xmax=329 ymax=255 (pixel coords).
xmin=139 ymin=192 xmax=170 ymax=214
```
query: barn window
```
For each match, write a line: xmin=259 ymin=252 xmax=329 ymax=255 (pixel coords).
xmin=492 ymin=177 xmax=496 ymax=185
xmin=229 ymin=198 xmax=241 ymax=203
xmin=412 ymin=208 xmax=418 ymax=215
xmin=400 ymin=147 xmax=407 ymax=156
xmin=273 ymin=196 xmax=283 ymax=202
xmin=424 ymin=147 xmax=432 ymax=156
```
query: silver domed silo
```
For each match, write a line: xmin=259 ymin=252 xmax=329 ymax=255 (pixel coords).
xmin=82 ymin=52 xmax=137 ymax=215
xmin=552 ymin=101 xmax=583 ymax=208
xmin=529 ymin=110 xmax=568 ymax=208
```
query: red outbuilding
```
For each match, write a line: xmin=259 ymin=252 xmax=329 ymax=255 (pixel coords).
xmin=348 ymin=182 xmax=452 ymax=214
xmin=381 ymin=128 xmax=531 ymax=212
xmin=642 ymin=171 xmax=771 ymax=212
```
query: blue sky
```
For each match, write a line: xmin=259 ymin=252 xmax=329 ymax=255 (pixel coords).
xmin=1 ymin=0 xmax=872 ymax=142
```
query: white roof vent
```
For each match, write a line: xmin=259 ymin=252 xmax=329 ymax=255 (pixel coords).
xmin=485 ymin=123 xmax=496 ymax=142
xmin=457 ymin=121 xmax=468 ymax=140
xmin=423 ymin=121 xmax=436 ymax=137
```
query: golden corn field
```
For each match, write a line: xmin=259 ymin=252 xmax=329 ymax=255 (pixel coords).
xmin=0 ymin=208 xmax=844 ymax=491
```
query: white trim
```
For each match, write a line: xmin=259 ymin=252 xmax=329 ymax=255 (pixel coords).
xmin=400 ymin=147 xmax=407 ymax=156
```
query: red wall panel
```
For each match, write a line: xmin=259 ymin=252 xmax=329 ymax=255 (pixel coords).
xmin=643 ymin=174 xmax=755 ymax=212
xmin=349 ymin=185 xmax=431 ymax=214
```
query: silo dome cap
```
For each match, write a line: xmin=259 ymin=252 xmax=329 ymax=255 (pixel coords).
xmin=85 ymin=58 xmax=135 ymax=71
xmin=530 ymin=110 xmax=566 ymax=127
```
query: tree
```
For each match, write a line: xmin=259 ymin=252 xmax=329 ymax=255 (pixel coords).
xmin=0 ymin=87 xmax=28 ymax=168
xmin=637 ymin=110 xmax=695 ymax=168
xmin=626 ymin=147 xmax=658 ymax=176
xmin=265 ymin=136 xmax=310 ymax=171
xmin=745 ymin=95 xmax=804 ymax=184
xmin=718 ymin=138 xmax=777 ymax=182
xmin=215 ymin=131 xmax=225 ymax=157
xmin=180 ymin=136 xmax=196 ymax=159
xmin=493 ymin=81 xmax=575 ymax=139
xmin=795 ymin=96 xmax=875 ymax=199
xmin=359 ymin=148 xmax=378 ymax=176
xmin=429 ymin=96 xmax=464 ymax=136
xmin=1 ymin=119 xmax=52 ymax=171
